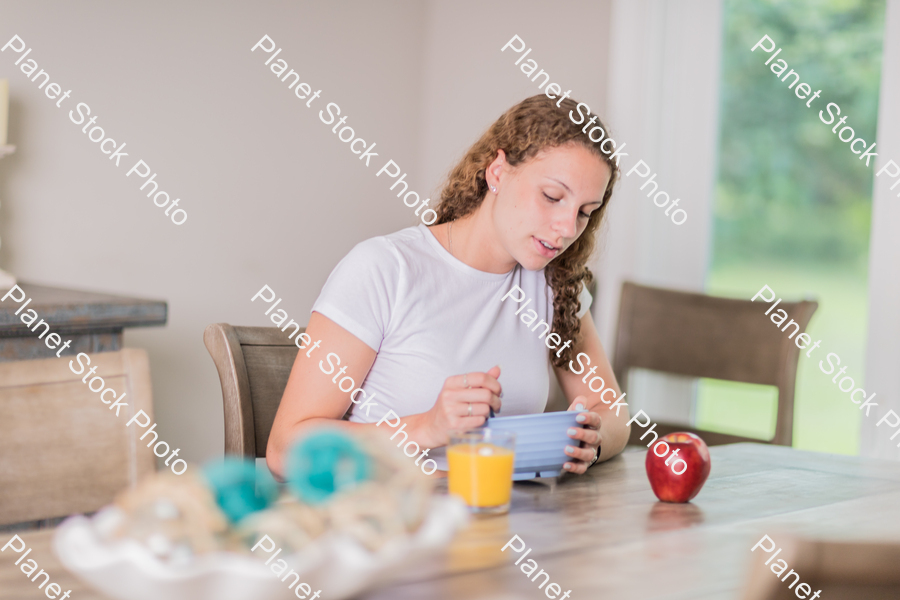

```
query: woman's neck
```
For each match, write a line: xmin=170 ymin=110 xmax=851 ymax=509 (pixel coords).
xmin=438 ymin=200 xmax=517 ymax=274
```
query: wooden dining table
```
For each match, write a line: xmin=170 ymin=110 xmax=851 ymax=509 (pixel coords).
xmin=3 ymin=443 xmax=900 ymax=600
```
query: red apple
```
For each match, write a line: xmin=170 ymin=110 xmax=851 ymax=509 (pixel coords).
xmin=645 ymin=432 xmax=711 ymax=503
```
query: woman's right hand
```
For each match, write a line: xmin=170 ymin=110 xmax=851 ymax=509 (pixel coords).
xmin=418 ymin=365 xmax=503 ymax=447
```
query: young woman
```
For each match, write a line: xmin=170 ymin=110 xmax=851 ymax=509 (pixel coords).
xmin=267 ymin=94 xmax=630 ymax=478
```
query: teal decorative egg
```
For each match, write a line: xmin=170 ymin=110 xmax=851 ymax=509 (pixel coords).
xmin=285 ymin=429 xmax=371 ymax=505
xmin=203 ymin=457 xmax=279 ymax=523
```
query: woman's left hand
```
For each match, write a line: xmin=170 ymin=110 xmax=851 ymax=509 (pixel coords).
xmin=563 ymin=396 xmax=602 ymax=475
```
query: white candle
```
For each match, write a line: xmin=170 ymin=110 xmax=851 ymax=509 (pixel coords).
xmin=0 ymin=79 xmax=8 ymax=146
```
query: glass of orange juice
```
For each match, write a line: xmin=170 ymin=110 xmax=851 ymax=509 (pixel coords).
xmin=447 ymin=429 xmax=516 ymax=515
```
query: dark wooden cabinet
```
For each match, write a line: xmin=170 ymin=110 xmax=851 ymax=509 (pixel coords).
xmin=0 ymin=282 xmax=167 ymax=361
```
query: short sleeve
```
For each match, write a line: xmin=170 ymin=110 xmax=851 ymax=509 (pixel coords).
xmin=576 ymin=281 xmax=593 ymax=319
xmin=311 ymin=238 xmax=400 ymax=352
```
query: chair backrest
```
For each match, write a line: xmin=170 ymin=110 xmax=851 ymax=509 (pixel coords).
xmin=204 ymin=324 xmax=301 ymax=457
xmin=0 ymin=349 xmax=156 ymax=525
xmin=613 ymin=281 xmax=818 ymax=446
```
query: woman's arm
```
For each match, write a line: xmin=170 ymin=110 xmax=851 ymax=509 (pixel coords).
xmin=266 ymin=311 xmax=502 ymax=478
xmin=553 ymin=310 xmax=631 ymax=470
xmin=266 ymin=311 xmax=378 ymax=478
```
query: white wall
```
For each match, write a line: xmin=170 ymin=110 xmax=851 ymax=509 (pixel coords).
xmin=0 ymin=0 xmax=428 ymax=464
xmin=417 ymin=0 xmax=611 ymax=192
xmin=0 ymin=0 xmax=612 ymax=464
xmin=599 ymin=0 xmax=723 ymax=423
xmin=861 ymin=0 xmax=900 ymax=461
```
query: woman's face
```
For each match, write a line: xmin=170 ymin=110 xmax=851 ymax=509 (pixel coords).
xmin=488 ymin=143 xmax=612 ymax=271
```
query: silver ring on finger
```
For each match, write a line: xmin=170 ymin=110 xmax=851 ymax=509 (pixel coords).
xmin=464 ymin=373 xmax=469 ymax=388
xmin=467 ymin=403 xmax=473 ymax=417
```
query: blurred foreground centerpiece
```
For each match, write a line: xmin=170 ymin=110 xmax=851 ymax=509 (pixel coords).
xmin=53 ymin=428 xmax=468 ymax=600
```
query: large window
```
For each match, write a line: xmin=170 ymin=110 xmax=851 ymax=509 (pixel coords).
xmin=698 ymin=0 xmax=886 ymax=455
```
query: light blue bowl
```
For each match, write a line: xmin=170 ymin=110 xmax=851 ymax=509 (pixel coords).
xmin=485 ymin=411 xmax=582 ymax=480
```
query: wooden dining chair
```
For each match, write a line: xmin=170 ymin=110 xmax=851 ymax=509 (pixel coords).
xmin=613 ymin=281 xmax=818 ymax=446
xmin=204 ymin=324 xmax=307 ymax=457
xmin=742 ymin=536 xmax=900 ymax=599
xmin=0 ymin=349 xmax=157 ymax=526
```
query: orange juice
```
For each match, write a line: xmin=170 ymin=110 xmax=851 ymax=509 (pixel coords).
xmin=447 ymin=443 xmax=515 ymax=508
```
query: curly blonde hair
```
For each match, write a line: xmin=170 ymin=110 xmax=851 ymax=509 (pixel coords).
xmin=434 ymin=94 xmax=619 ymax=367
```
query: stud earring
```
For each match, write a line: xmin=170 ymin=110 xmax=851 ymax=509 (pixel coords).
xmin=490 ymin=185 xmax=497 ymax=193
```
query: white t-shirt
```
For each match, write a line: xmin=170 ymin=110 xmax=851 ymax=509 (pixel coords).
xmin=311 ymin=224 xmax=592 ymax=429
